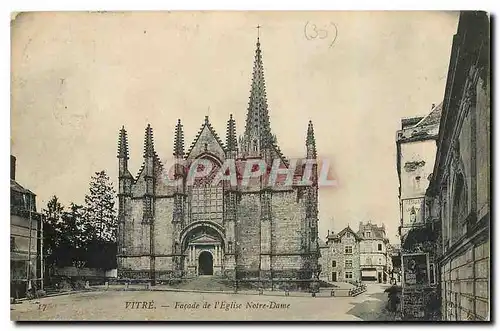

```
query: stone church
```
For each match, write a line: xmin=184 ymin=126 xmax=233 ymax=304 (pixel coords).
xmin=116 ymin=35 xmax=320 ymax=290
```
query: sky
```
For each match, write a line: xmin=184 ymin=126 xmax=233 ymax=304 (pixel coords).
xmin=11 ymin=11 xmax=460 ymax=244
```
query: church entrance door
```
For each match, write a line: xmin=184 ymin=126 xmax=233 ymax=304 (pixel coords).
xmin=198 ymin=251 xmax=214 ymax=276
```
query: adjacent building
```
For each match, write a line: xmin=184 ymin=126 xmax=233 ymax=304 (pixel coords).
xmin=10 ymin=155 xmax=44 ymax=298
xmin=116 ymin=35 xmax=320 ymax=290
xmin=358 ymin=221 xmax=390 ymax=283
xmin=395 ymin=101 xmax=442 ymax=319
xmin=320 ymin=227 xmax=361 ymax=283
xmin=426 ymin=11 xmax=490 ymax=321
xmin=319 ymin=223 xmax=395 ymax=284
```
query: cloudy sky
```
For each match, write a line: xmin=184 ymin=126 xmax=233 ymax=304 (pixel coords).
xmin=11 ymin=11 xmax=459 ymax=243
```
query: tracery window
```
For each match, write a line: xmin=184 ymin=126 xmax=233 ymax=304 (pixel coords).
xmin=190 ymin=157 xmax=223 ymax=222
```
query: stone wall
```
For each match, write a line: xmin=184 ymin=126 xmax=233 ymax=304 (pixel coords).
xmin=271 ymin=191 xmax=303 ymax=255
xmin=153 ymin=197 xmax=174 ymax=257
xmin=236 ymin=193 xmax=261 ymax=271
xmin=440 ymin=239 xmax=489 ymax=321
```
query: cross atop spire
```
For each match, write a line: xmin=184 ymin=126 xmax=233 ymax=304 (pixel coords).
xmin=242 ymin=28 xmax=274 ymax=157
xmin=256 ymin=24 xmax=262 ymax=43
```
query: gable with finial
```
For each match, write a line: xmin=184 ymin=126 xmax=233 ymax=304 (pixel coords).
xmin=185 ymin=116 xmax=226 ymax=162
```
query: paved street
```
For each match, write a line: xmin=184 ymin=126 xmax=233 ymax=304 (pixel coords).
xmin=11 ymin=283 xmax=396 ymax=321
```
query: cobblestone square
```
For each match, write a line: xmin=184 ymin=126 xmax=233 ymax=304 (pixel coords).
xmin=11 ymin=284 xmax=395 ymax=321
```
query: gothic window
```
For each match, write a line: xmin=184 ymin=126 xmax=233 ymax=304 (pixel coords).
xmin=452 ymin=173 xmax=467 ymax=242
xmin=190 ymin=157 xmax=223 ymax=222
xmin=253 ymin=139 xmax=258 ymax=152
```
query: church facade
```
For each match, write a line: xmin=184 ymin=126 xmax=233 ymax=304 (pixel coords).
xmin=116 ymin=36 xmax=320 ymax=290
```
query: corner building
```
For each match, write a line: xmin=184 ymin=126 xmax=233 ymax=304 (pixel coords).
xmin=116 ymin=36 xmax=320 ymax=290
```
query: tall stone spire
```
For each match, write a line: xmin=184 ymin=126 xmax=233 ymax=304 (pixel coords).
xmin=306 ymin=120 xmax=317 ymax=159
xmin=226 ymin=114 xmax=238 ymax=152
xmin=143 ymin=124 xmax=155 ymax=158
xmin=117 ymin=126 xmax=129 ymax=160
xmin=242 ymin=32 xmax=273 ymax=157
xmin=173 ymin=119 xmax=184 ymax=157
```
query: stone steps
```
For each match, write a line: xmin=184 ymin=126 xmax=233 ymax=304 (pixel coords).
xmin=169 ymin=276 xmax=234 ymax=292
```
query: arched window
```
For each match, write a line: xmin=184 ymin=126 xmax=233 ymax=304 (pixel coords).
xmin=452 ymin=173 xmax=467 ymax=242
xmin=253 ymin=139 xmax=258 ymax=152
xmin=189 ymin=156 xmax=223 ymax=222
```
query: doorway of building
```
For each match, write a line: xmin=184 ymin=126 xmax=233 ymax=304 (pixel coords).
xmin=331 ymin=272 xmax=337 ymax=282
xmin=378 ymin=272 xmax=382 ymax=283
xmin=198 ymin=251 xmax=213 ymax=276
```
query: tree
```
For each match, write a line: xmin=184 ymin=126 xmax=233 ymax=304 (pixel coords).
xmin=84 ymin=170 xmax=117 ymax=243
xmin=42 ymin=196 xmax=65 ymax=268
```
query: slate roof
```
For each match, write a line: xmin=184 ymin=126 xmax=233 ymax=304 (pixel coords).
xmin=10 ymin=179 xmax=35 ymax=195
xmin=414 ymin=102 xmax=443 ymax=128
xmin=357 ymin=223 xmax=387 ymax=240
xmin=318 ymin=238 xmax=328 ymax=248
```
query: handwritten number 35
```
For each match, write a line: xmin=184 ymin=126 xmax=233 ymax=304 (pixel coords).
xmin=304 ymin=21 xmax=338 ymax=48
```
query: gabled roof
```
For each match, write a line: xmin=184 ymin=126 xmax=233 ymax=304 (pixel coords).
xmin=189 ymin=233 xmax=221 ymax=245
xmin=326 ymin=226 xmax=362 ymax=242
xmin=337 ymin=226 xmax=362 ymax=241
xmin=185 ymin=116 xmax=226 ymax=159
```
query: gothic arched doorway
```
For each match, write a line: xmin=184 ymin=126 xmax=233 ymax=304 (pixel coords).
xmin=198 ymin=251 xmax=213 ymax=276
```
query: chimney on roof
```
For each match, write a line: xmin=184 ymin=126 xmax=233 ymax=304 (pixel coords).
xmin=431 ymin=103 xmax=436 ymax=109
xmin=11 ymin=155 xmax=16 ymax=180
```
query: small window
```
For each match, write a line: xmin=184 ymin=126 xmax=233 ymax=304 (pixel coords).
xmin=332 ymin=261 xmax=337 ymax=268
xmin=345 ymin=271 xmax=353 ymax=279
xmin=378 ymin=243 xmax=382 ymax=251
xmin=366 ymin=231 xmax=371 ymax=238
xmin=345 ymin=260 xmax=353 ymax=269
xmin=346 ymin=232 xmax=351 ymax=238
xmin=344 ymin=246 xmax=353 ymax=254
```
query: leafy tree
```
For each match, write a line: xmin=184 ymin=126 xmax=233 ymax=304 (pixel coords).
xmin=84 ymin=171 xmax=117 ymax=243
